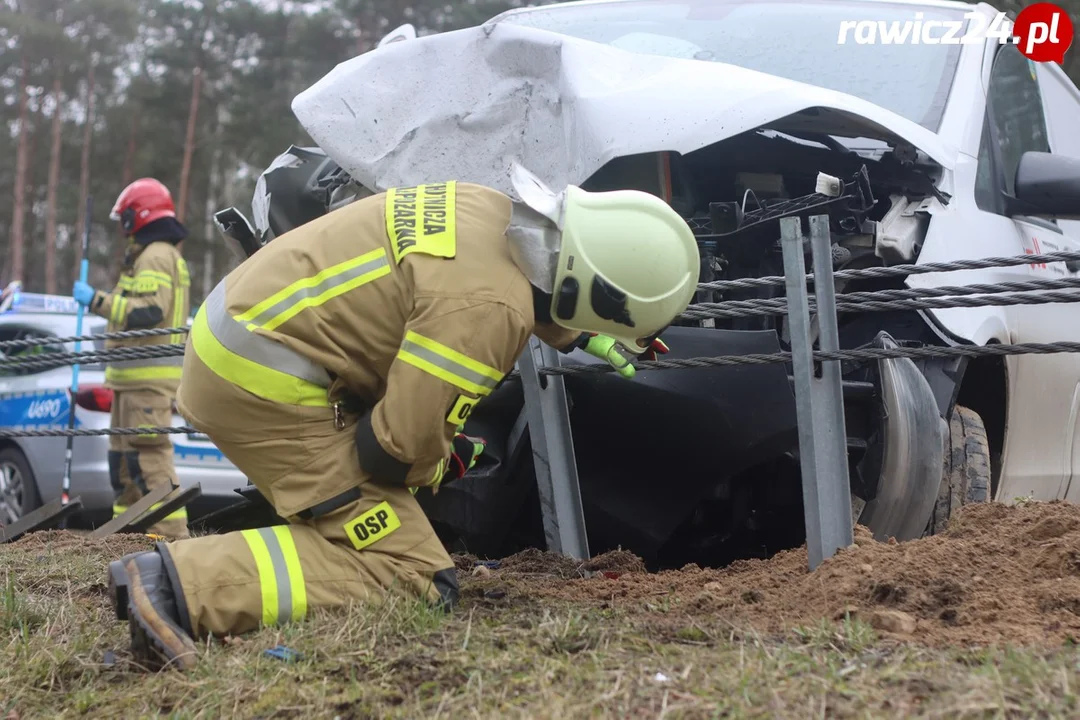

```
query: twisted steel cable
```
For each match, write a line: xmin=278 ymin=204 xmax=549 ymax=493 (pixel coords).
xmin=0 ymin=343 xmax=185 ymax=373
xmin=0 ymin=326 xmax=189 ymax=352
xmin=695 ymin=250 xmax=1080 ymax=293
xmin=682 ymin=286 xmax=1080 ymax=320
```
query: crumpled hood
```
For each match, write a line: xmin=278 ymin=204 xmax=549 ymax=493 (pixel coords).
xmin=291 ymin=22 xmax=956 ymax=198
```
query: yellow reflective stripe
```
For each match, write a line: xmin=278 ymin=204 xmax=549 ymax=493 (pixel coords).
xmin=105 ymin=354 xmax=182 ymax=382
xmin=397 ymin=330 xmax=504 ymax=396
xmin=242 ymin=529 xmax=279 ymax=627
xmin=191 ymin=304 xmax=330 ymax=407
xmin=132 ymin=279 xmax=165 ymax=294
xmin=171 ymin=258 xmax=187 ymax=345
xmin=131 ymin=271 xmax=172 ymax=294
xmin=429 ymin=458 xmax=446 ymax=486
xmin=112 ymin=503 xmax=188 ymax=521
xmin=172 ymin=285 xmax=183 ymax=343
xmin=241 ymin=527 xmax=306 ymax=626
xmin=235 ymin=248 xmax=391 ymax=331
xmin=110 ymin=296 xmax=129 ymax=325
xmin=117 ymin=277 xmax=135 ymax=291
xmin=105 ymin=366 xmax=183 ymax=382
xmin=177 ymin=258 xmax=191 ymax=287
xmin=135 ymin=423 xmax=159 ymax=438
xmin=106 ymin=356 xmax=183 ymax=369
xmin=137 ymin=270 xmax=173 ymax=285
xmin=162 ymin=506 xmax=188 ymax=521
xmin=272 ymin=525 xmax=307 ymax=622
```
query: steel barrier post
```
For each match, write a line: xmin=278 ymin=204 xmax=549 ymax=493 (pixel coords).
xmin=781 ymin=215 xmax=855 ymax=571
xmin=517 ymin=336 xmax=591 ymax=559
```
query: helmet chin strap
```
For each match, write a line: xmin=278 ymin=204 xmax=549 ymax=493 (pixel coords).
xmin=506 ymin=161 xmax=566 ymax=295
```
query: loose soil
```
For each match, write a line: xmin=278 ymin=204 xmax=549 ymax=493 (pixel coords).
xmin=468 ymin=500 xmax=1080 ymax=647
xmin=12 ymin=528 xmax=157 ymax=556
xmin=7 ymin=500 xmax=1080 ymax=717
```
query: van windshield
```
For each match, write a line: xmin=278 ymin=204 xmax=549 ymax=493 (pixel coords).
xmin=495 ymin=0 xmax=966 ymax=131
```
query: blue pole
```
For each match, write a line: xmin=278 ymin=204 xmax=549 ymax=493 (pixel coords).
xmin=60 ymin=195 xmax=92 ymax=513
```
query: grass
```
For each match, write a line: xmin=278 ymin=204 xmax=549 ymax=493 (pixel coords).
xmin=3 ymin=536 xmax=1080 ymax=719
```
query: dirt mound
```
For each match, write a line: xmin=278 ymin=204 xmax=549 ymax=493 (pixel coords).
xmin=496 ymin=547 xmax=585 ymax=578
xmin=468 ymin=501 xmax=1080 ymax=647
xmin=581 ymin=549 xmax=647 ymax=575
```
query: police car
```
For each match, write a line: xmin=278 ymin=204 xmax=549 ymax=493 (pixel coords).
xmin=0 ymin=286 xmax=247 ymax=527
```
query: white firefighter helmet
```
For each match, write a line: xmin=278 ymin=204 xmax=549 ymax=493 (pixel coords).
xmin=508 ymin=163 xmax=699 ymax=355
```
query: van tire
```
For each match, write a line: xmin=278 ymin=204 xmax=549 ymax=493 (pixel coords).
xmin=924 ymin=405 xmax=992 ymax=536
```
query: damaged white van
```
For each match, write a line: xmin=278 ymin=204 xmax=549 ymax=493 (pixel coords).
xmin=216 ymin=0 xmax=1080 ymax=569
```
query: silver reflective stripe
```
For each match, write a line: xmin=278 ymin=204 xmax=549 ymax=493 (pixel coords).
xmin=242 ymin=254 xmax=390 ymax=329
xmin=400 ymin=337 xmax=501 ymax=393
xmin=258 ymin=527 xmax=293 ymax=624
xmin=204 ymin=281 xmax=330 ymax=387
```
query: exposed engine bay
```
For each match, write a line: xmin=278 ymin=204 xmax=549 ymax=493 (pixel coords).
xmin=212 ymin=124 xmax=960 ymax=570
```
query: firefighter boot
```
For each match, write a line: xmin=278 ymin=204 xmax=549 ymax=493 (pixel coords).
xmin=107 ymin=546 xmax=167 ymax=621
xmin=433 ymin=568 xmax=461 ymax=612
xmin=107 ymin=552 xmax=144 ymax=621
xmin=123 ymin=549 xmax=197 ymax=671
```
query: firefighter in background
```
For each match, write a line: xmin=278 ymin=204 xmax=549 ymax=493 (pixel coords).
xmin=106 ymin=165 xmax=697 ymax=671
xmin=72 ymin=178 xmax=192 ymax=539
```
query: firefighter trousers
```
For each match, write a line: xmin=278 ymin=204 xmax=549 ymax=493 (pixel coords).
xmin=109 ymin=388 xmax=189 ymax=539
xmin=168 ymin=349 xmax=457 ymax=639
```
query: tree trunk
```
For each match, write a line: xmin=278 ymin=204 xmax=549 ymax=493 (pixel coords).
xmin=7 ymin=52 xmax=31 ymax=287
xmin=201 ymin=103 xmax=226 ymax=302
xmin=177 ymin=67 xmax=203 ymax=224
xmin=122 ymin=107 xmax=141 ymax=186
xmin=117 ymin=107 xmax=142 ymax=266
xmin=75 ymin=65 xmax=96 ymax=277
xmin=24 ymin=101 xmax=42 ymax=290
xmin=44 ymin=70 xmax=64 ymax=294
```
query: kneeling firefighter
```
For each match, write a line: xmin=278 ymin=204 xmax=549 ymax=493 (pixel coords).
xmin=73 ymin=178 xmax=192 ymax=540
xmin=106 ymin=165 xmax=699 ymax=670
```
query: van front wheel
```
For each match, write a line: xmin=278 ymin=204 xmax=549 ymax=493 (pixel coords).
xmin=924 ymin=405 xmax=992 ymax=536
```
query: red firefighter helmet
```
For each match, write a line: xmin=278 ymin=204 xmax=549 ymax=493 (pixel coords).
xmin=109 ymin=178 xmax=177 ymax=234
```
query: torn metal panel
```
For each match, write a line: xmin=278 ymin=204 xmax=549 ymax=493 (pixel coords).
xmin=291 ymin=23 xmax=955 ymax=199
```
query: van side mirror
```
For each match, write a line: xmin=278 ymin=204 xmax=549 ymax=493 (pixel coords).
xmin=1011 ymin=151 xmax=1080 ymax=220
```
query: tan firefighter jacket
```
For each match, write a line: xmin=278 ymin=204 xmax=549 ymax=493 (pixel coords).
xmin=190 ymin=181 xmax=582 ymax=490
xmin=89 ymin=240 xmax=191 ymax=394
